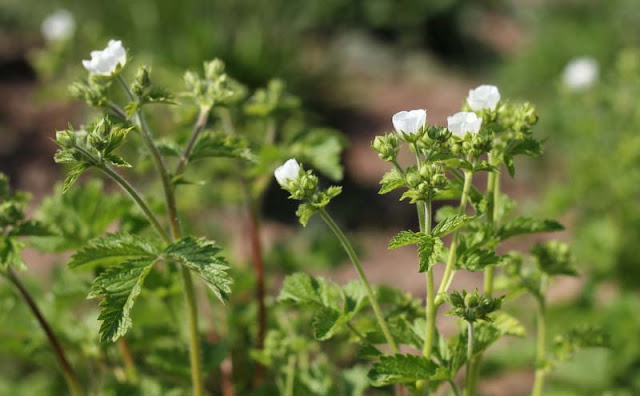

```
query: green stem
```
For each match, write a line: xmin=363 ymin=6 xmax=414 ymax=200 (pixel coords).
xmin=435 ymin=170 xmax=473 ymax=306
xmin=284 ymin=355 xmax=296 ymax=396
xmin=175 ymin=105 xmax=211 ymax=177
xmin=97 ymin=165 xmax=170 ymax=243
xmin=4 ymin=267 xmax=83 ymax=396
xmin=464 ymin=321 xmax=474 ymax=396
xmin=532 ymin=278 xmax=548 ymax=396
xmin=318 ymin=208 xmax=398 ymax=353
xmin=422 ymin=203 xmax=436 ymax=358
xmin=117 ymin=74 xmax=203 ymax=396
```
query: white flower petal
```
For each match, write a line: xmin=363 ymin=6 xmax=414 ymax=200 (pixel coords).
xmin=392 ymin=109 xmax=427 ymax=135
xmin=82 ymin=40 xmax=127 ymax=76
xmin=467 ymin=85 xmax=500 ymax=111
xmin=447 ymin=112 xmax=483 ymax=137
xmin=562 ymin=57 xmax=599 ymax=90
xmin=275 ymin=159 xmax=302 ymax=186
xmin=41 ymin=9 xmax=75 ymax=42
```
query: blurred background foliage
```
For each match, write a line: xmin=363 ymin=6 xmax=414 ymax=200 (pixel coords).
xmin=2 ymin=0 xmax=640 ymax=394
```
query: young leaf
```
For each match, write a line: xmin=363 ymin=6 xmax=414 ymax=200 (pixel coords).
xmin=163 ymin=237 xmax=232 ymax=302
xmin=63 ymin=163 xmax=90 ymax=193
xmin=8 ymin=220 xmax=54 ymax=237
xmin=296 ymin=202 xmax=317 ymax=227
xmin=68 ymin=233 xmax=159 ymax=269
xmin=312 ymin=306 xmax=344 ymax=341
xmin=379 ymin=169 xmax=405 ymax=195
xmin=368 ymin=354 xmax=438 ymax=386
xmin=418 ymin=237 xmax=443 ymax=272
xmin=189 ymin=131 xmax=253 ymax=162
xmin=431 ymin=214 xmax=474 ymax=237
xmin=498 ymin=217 xmax=564 ymax=241
xmin=89 ymin=257 xmax=156 ymax=342
xmin=531 ymin=241 xmax=577 ymax=276
xmin=278 ymin=273 xmax=325 ymax=306
xmin=388 ymin=230 xmax=425 ymax=249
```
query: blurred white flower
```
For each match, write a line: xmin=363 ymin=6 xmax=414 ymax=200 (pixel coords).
xmin=275 ymin=159 xmax=301 ymax=186
xmin=41 ymin=9 xmax=76 ymax=42
xmin=447 ymin=112 xmax=483 ymax=137
xmin=467 ymin=85 xmax=500 ymax=111
xmin=562 ymin=57 xmax=599 ymax=90
xmin=82 ymin=40 xmax=127 ymax=76
xmin=392 ymin=109 xmax=427 ymax=135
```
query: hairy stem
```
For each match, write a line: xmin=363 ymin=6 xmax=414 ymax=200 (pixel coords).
xmin=435 ymin=170 xmax=473 ymax=305
xmin=422 ymin=202 xmax=436 ymax=358
xmin=284 ymin=355 xmax=296 ymax=396
xmin=117 ymin=75 xmax=203 ymax=396
xmin=532 ymin=277 xmax=548 ymax=396
xmin=5 ymin=268 xmax=83 ymax=396
xmin=97 ymin=165 xmax=170 ymax=243
xmin=464 ymin=321 xmax=474 ymax=396
xmin=319 ymin=208 xmax=398 ymax=353
xmin=175 ymin=105 xmax=211 ymax=176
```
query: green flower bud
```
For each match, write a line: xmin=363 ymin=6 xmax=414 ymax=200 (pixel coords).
xmin=55 ymin=130 xmax=76 ymax=148
xmin=204 ymin=59 xmax=225 ymax=81
xmin=371 ymin=134 xmax=400 ymax=162
xmin=132 ymin=66 xmax=151 ymax=96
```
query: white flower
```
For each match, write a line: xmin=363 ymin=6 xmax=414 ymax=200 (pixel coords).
xmin=447 ymin=112 xmax=483 ymax=137
xmin=275 ymin=159 xmax=301 ymax=186
xmin=467 ymin=85 xmax=500 ymax=111
xmin=392 ymin=109 xmax=427 ymax=135
xmin=82 ymin=40 xmax=127 ymax=76
xmin=562 ymin=57 xmax=598 ymax=90
xmin=41 ymin=9 xmax=76 ymax=42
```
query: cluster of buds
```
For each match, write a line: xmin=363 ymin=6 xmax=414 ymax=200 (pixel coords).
xmin=54 ymin=117 xmax=132 ymax=167
xmin=404 ymin=163 xmax=448 ymax=202
xmin=448 ymin=289 xmax=504 ymax=323
xmin=371 ymin=133 xmax=400 ymax=162
xmin=69 ymin=78 xmax=110 ymax=107
xmin=244 ymin=79 xmax=301 ymax=117
xmin=131 ymin=66 xmax=152 ymax=97
xmin=497 ymin=102 xmax=538 ymax=136
xmin=274 ymin=159 xmax=342 ymax=225
xmin=184 ymin=59 xmax=244 ymax=108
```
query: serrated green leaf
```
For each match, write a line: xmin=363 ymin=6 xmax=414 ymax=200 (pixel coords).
xmin=379 ymin=169 xmax=405 ymax=194
xmin=388 ymin=231 xmax=425 ymax=249
xmin=63 ymin=163 xmax=90 ymax=193
xmin=490 ymin=311 xmax=526 ymax=337
xmin=278 ymin=273 xmax=325 ymax=306
xmin=550 ymin=326 xmax=609 ymax=366
xmin=189 ymin=131 xmax=253 ymax=162
xmin=163 ymin=237 xmax=232 ymax=302
xmin=532 ymin=241 xmax=577 ymax=276
xmin=296 ymin=202 xmax=317 ymax=226
xmin=498 ymin=217 xmax=564 ymax=241
xmin=418 ymin=237 xmax=443 ymax=272
xmin=69 ymin=233 xmax=159 ymax=269
xmin=457 ymin=249 xmax=500 ymax=272
xmin=89 ymin=257 xmax=156 ymax=342
xmin=368 ymin=354 xmax=438 ymax=386
xmin=105 ymin=154 xmax=131 ymax=168
xmin=431 ymin=214 xmax=474 ymax=237
xmin=312 ymin=306 xmax=344 ymax=340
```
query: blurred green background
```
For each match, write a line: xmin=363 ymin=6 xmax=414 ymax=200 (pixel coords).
xmin=2 ymin=0 xmax=640 ymax=394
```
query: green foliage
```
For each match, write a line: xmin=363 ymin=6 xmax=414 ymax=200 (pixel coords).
xmin=368 ymin=354 xmax=437 ymax=386
xmin=550 ymin=326 xmax=609 ymax=367
xmin=188 ymin=131 xmax=254 ymax=162
xmin=498 ymin=217 xmax=564 ymax=241
xmin=431 ymin=214 xmax=474 ymax=237
xmin=163 ymin=237 xmax=232 ymax=302
xmin=69 ymin=233 xmax=159 ymax=269
xmin=532 ymin=241 xmax=577 ymax=276
xmin=448 ymin=290 xmax=504 ymax=323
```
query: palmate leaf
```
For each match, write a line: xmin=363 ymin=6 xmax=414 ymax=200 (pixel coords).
xmin=498 ymin=217 xmax=564 ymax=241
xmin=163 ymin=237 xmax=232 ymax=302
xmin=89 ymin=257 xmax=156 ymax=342
xmin=368 ymin=354 xmax=438 ymax=386
xmin=68 ymin=233 xmax=159 ymax=269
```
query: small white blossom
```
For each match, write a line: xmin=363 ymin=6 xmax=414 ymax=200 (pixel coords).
xmin=41 ymin=9 xmax=76 ymax=42
xmin=82 ymin=40 xmax=127 ymax=76
xmin=562 ymin=57 xmax=598 ymax=90
xmin=467 ymin=85 xmax=500 ymax=111
xmin=392 ymin=109 xmax=427 ymax=135
xmin=275 ymin=159 xmax=301 ymax=186
xmin=447 ymin=112 xmax=482 ymax=137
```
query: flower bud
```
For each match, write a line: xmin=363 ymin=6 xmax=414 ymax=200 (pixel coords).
xmin=204 ymin=59 xmax=225 ymax=81
xmin=371 ymin=134 xmax=400 ymax=162
xmin=426 ymin=126 xmax=451 ymax=142
xmin=55 ymin=130 xmax=76 ymax=148
xmin=132 ymin=66 xmax=151 ymax=96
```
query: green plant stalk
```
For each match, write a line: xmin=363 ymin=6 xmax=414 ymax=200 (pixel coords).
xmin=97 ymin=165 xmax=170 ymax=243
xmin=532 ymin=277 xmax=548 ymax=396
xmin=117 ymin=339 xmax=138 ymax=383
xmin=117 ymin=75 xmax=204 ymax=396
xmin=4 ymin=267 xmax=83 ymax=396
xmin=422 ymin=202 xmax=436 ymax=358
xmin=284 ymin=355 xmax=296 ymax=396
xmin=318 ymin=208 xmax=399 ymax=353
xmin=464 ymin=321 xmax=474 ymax=396
xmin=175 ymin=105 xmax=211 ymax=177
xmin=435 ymin=170 xmax=473 ymax=305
